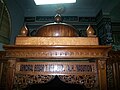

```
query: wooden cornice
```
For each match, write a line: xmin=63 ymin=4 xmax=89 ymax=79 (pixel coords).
xmin=3 ymin=45 xmax=112 ymax=59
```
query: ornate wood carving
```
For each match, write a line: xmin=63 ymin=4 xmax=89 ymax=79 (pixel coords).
xmin=58 ymin=75 xmax=97 ymax=88
xmin=13 ymin=74 xmax=55 ymax=89
xmin=3 ymin=45 xmax=111 ymax=90
xmin=13 ymin=74 xmax=97 ymax=89
xmin=13 ymin=62 xmax=98 ymax=89
xmin=107 ymin=50 xmax=120 ymax=90
xmin=106 ymin=62 xmax=114 ymax=89
xmin=15 ymin=62 xmax=97 ymax=75
xmin=3 ymin=45 xmax=111 ymax=59
xmin=98 ymin=59 xmax=106 ymax=69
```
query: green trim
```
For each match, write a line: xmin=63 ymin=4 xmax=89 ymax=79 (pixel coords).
xmin=0 ymin=1 xmax=4 ymax=30
xmin=0 ymin=0 xmax=11 ymax=44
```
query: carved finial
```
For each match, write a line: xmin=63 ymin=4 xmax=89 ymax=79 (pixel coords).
xmin=86 ymin=24 xmax=96 ymax=37
xmin=54 ymin=14 xmax=62 ymax=23
xmin=19 ymin=25 xmax=28 ymax=36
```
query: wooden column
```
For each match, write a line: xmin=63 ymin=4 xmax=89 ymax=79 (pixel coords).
xmin=6 ymin=59 xmax=16 ymax=90
xmin=97 ymin=58 xmax=107 ymax=90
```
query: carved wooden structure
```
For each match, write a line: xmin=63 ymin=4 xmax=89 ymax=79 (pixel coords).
xmin=107 ymin=50 xmax=120 ymax=90
xmin=2 ymin=16 xmax=111 ymax=90
xmin=3 ymin=40 xmax=111 ymax=90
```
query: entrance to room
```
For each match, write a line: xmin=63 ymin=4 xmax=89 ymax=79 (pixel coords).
xmin=24 ymin=76 xmax=88 ymax=90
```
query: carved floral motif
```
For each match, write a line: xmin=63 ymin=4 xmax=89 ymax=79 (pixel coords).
xmin=13 ymin=74 xmax=55 ymax=89
xmin=13 ymin=74 xmax=97 ymax=89
xmin=58 ymin=75 xmax=97 ymax=88
xmin=13 ymin=62 xmax=98 ymax=89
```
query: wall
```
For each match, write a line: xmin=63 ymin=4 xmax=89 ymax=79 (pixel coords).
xmin=4 ymin=0 xmax=24 ymax=44
xmin=0 ymin=0 xmax=24 ymax=50
xmin=111 ymin=22 xmax=120 ymax=50
xmin=0 ymin=0 xmax=10 ymax=50
xmin=0 ymin=43 xmax=4 ymax=50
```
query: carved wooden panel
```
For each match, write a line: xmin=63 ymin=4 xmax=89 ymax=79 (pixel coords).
xmin=107 ymin=51 xmax=120 ymax=90
xmin=4 ymin=45 xmax=111 ymax=59
xmin=3 ymin=45 xmax=111 ymax=90
xmin=14 ymin=74 xmax=55 ymax=89
xmin=14 ymin=62 xmax=98 ymax=89
xmin=58 ymin=75 xmax=97 ymax=88
xmin=15 ymin=62 xmax=97 ymax=75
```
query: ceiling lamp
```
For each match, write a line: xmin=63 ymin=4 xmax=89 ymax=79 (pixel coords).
xmin=34 ymin=0 xmax=76 ymax=5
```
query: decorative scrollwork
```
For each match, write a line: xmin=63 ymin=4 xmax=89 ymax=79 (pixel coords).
xmin=98 ymin=60 xmax=106 ymax=69
xmin=6 ymin=50 xmax=104 ymax=58
xmin=13 ymin=74 xmax=55 ymax=89
xmin=58 ymin=75 xmax=97 ymax=88
xmin=107 ymin=64 xmax=114 ymax=88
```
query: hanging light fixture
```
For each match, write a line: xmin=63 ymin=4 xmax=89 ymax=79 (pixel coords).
xmin=34 ymin=0 xmax=76 ymax=5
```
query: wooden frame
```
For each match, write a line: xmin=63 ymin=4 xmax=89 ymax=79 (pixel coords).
xmin=3 ymin=44 xmax=111 ymax=90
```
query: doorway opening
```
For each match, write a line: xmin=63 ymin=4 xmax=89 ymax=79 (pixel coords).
xmin=24 ymin=76 xmax=88 ymax=90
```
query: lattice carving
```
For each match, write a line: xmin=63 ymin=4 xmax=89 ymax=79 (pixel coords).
xmin=13 ymin=74 xmax=97 ymax=89
xmin=13 ymin=74 xmax=55 ymax=89
xmin=15 ymin=62 xmax=97 ymax=75
xmin=107 ymin=64 xmax=114 ymax=88
xmin=58 ymin=75 xmax=97 ymax=88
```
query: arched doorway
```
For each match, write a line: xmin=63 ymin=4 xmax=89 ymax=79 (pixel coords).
xmin=24 ymin=76 xmax=87 ymax=90
xmin=0 ymin=0 xmax=11 ymax=44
